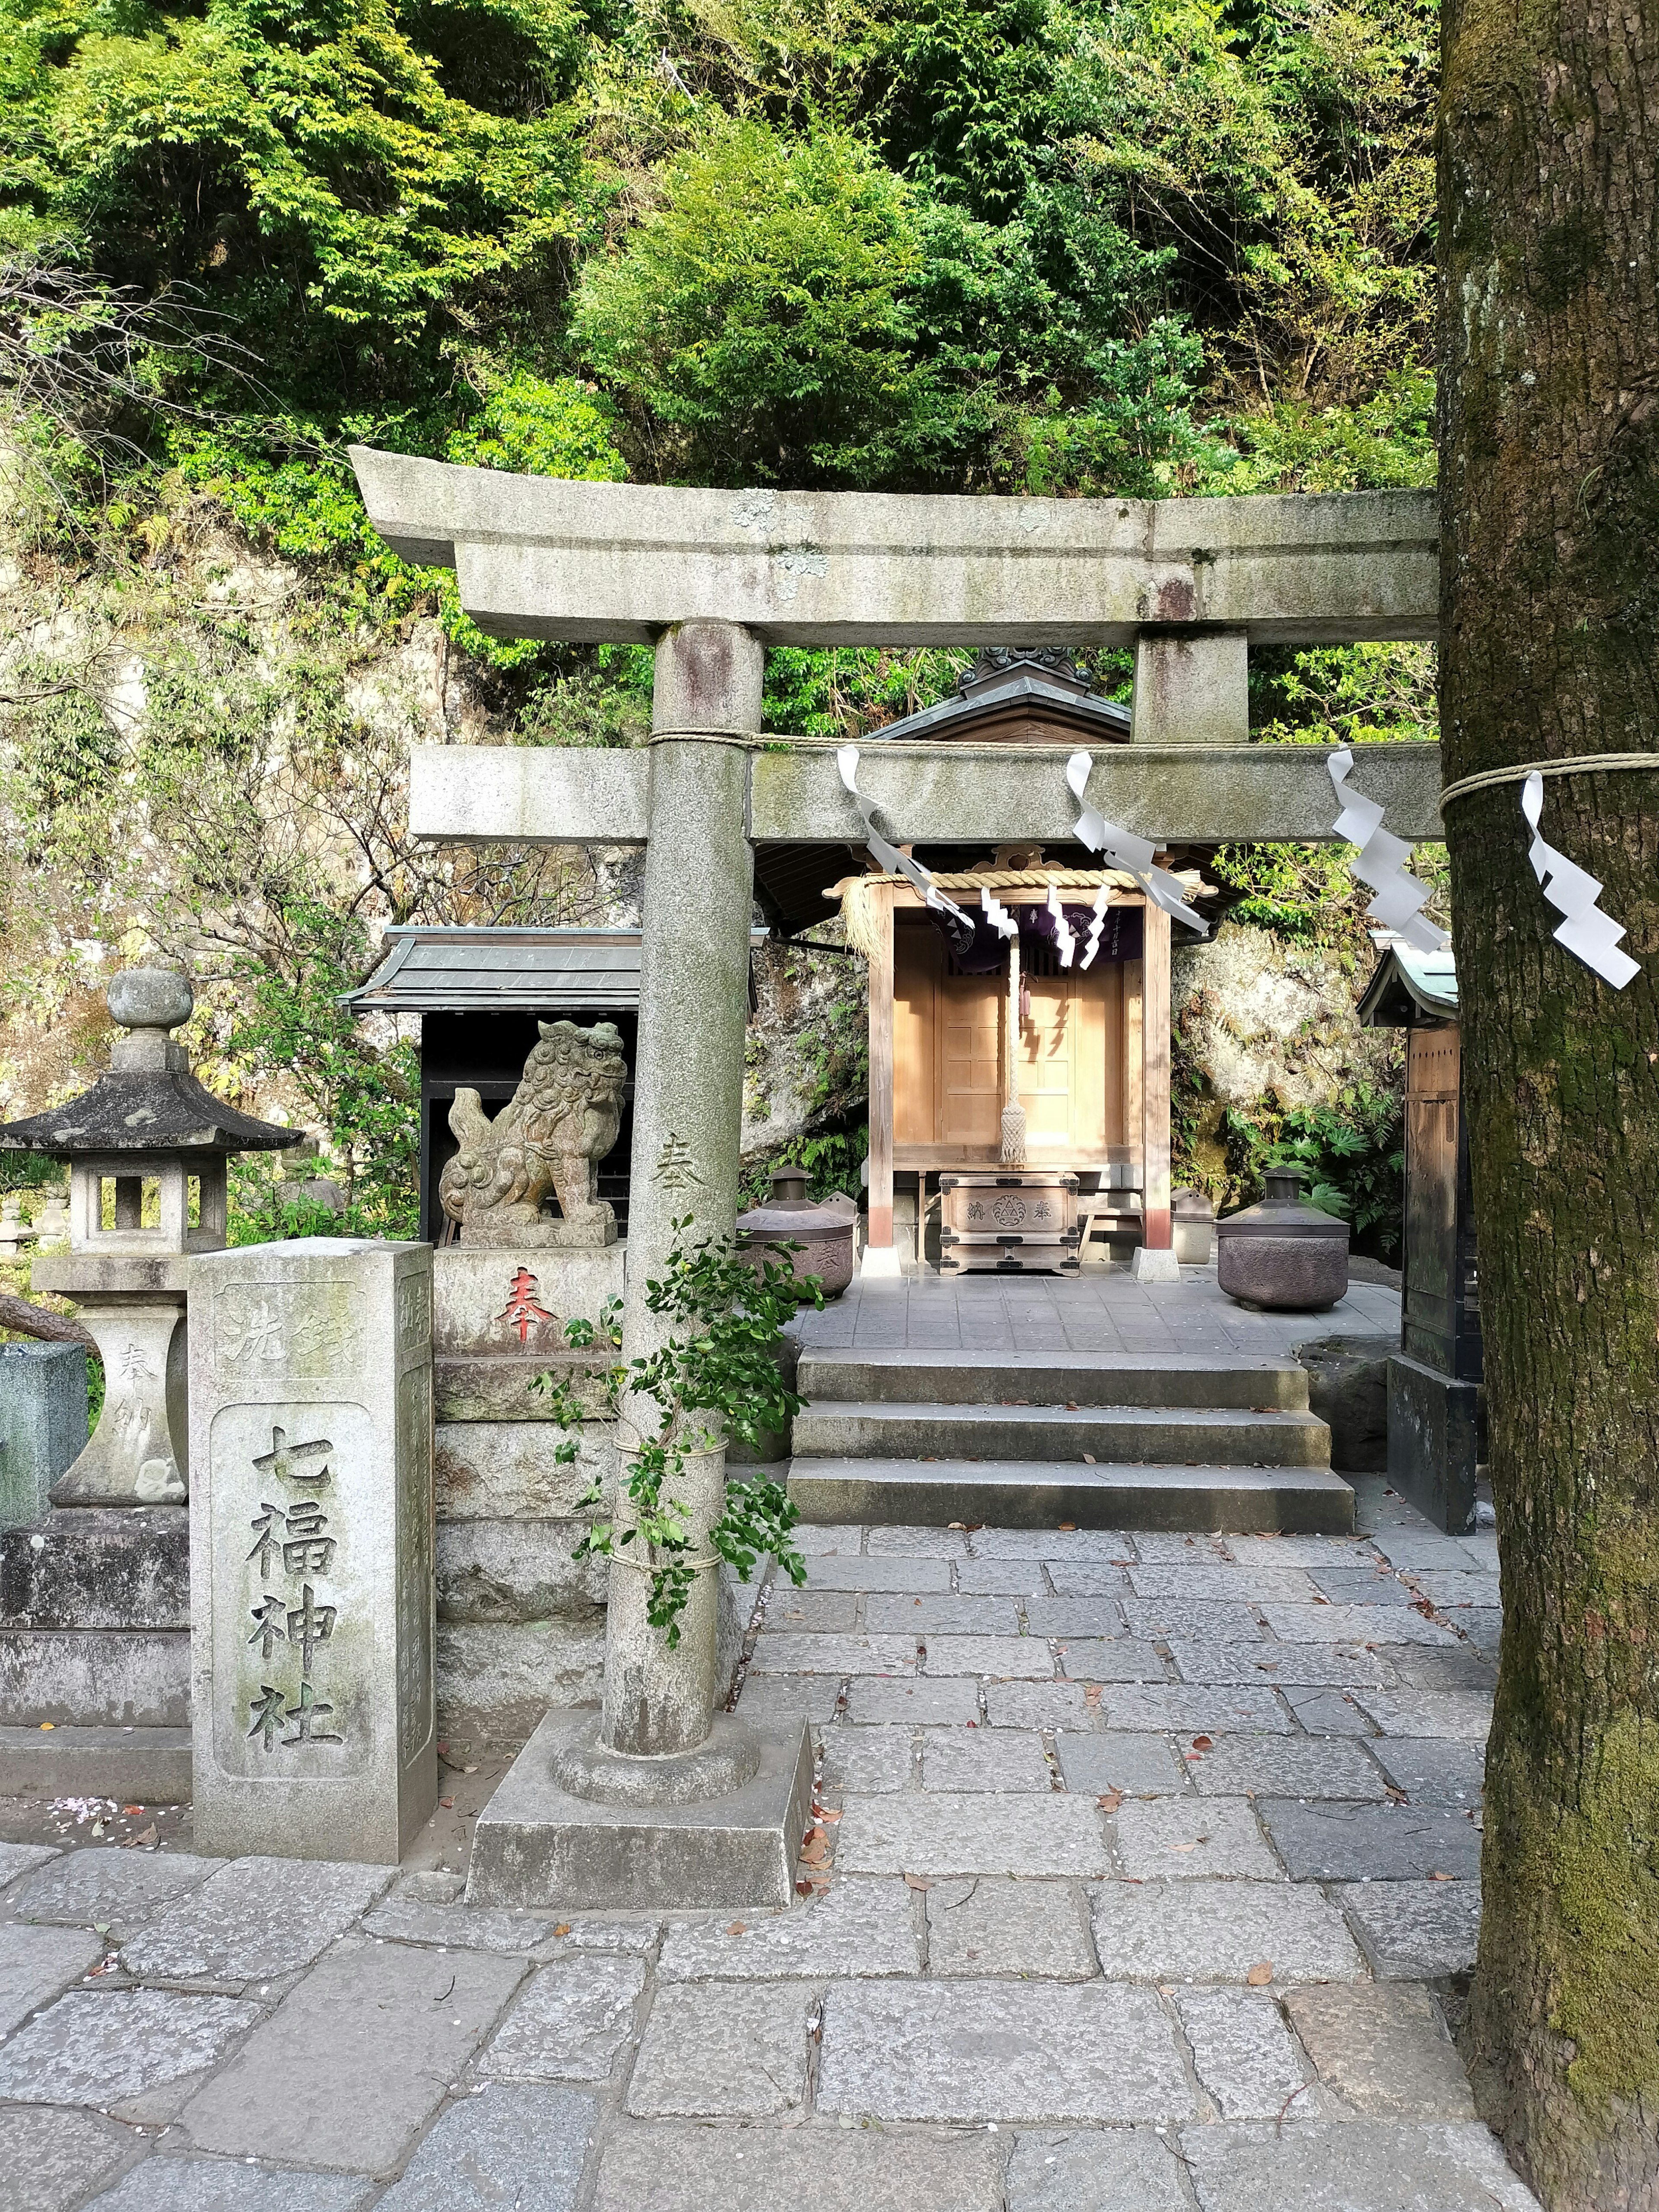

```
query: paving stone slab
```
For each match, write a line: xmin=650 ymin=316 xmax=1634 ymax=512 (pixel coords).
xmin=1187 ymin=1735 xmax=1388 ymax=1800
xmin=362 ymin=1899 xmax=554 ymax=1954
xmin=925 ymin=1876 xmax=1097 ymax=1978
xmin=1099 ymin=1686 xmax=1291 ymax=1734
xmin=1371 ymin=1738 xmax=1485 ymax=1805
xmin=1055 ymin=1732 xmax=1187 ymax=1796
xmin=958 ymin=1560 xmax=1062 ymax=1595
xmin=837 ymin=1791 xmax=1109 ymax=1876
xmin=864 ymin=1595 xmax=1021 ymax=1634
xmin=86 ymin=2161 xmax=372 ymax=2212
xmin=792 ymin=1524 xmax=865 ymax=1555
xmin=1459 ymin=1611 xmax=1503 ymax=1653
xmin=374 ymin=2084 xmax=594 ymax=2212
xmin=747 ymin=1633 xmax=918 ymax=1675
xmin=1128 ymin=1567 xmax=1319 ymax=1602
xmin=592 ymin=2121 xmax=1004 ymax=2212
xmin=0 ymin=2105 xmax=133 ymax=2212
xmin=625 ymin=1981 xmax=809 ymax=2116
xmin=1091 ymin=1880 xmax=1363 ymax=1983
xmin=1181 ymin=2120 xmax=1542 ymax=2210
xmin=475 ymin=1954 xmax=644 ymax=2079
xmin=1121 ymin=1599 xmax=1266 ymax=1642
xmin=819 ymin=1725 xmax=915 ymax=1792
xmin=1005 ymin=2127 xmax=1190 ymax=2211
xmin=177 ymin=1938 xmax=524 ymax=2173
xmin=1041 ymin=1565 xmax=1136 ymax=1598
xmin=969 ymin=1530 xmax=1137 ymax=1562
xmin=1259 ymin=1801 xmax=1483 ymax=1881
xmin=763 ymin=1589 xmax=858 ymax=1631
xmin=1175 ymin=1986 xmax=1313 ymax=2120
xmin=1114 ymin=1797 xmax=1281 ymax=1880
xmin=985 ymin=1680 xmax=1092 ymax=1728
xmin=801 ymin=1557 xmax=952 ymax=1592
xmin=1170 ymin=1641 xmax=1391 ymax=1688
xmin=1022 ymin=1598 xmax=1129 ymax=1637
xmin=818 ymin=1980 xmax=1193 ymax=2122
xmin=658 ymin=1877 xmax=919 ymax=1980
xmin=1128 ymin=1534 xmax=1228 ymax=1563
xmin=536 ymin=1918 xmax=661 ymax=1956
xmin=121 ymin=1857 xmax=391 ymax=1986
xmin=1304 ymin=1570 xmax=1418 ymax=1605
xmin=865 ymin=1525 xmax=971 ymax=1557
xmin=1337 ymin=1881 xmax=1482 ymax=1978
xmin=0 ymin=1986 xmax=260 ymax=2115
xmin=846 ymin=1677 xmax=979 ymax=1724
xmin=732 ymin=1677 xmax=842 ymax=1726
xmin=0 ymin=1920 xmax=106 ymax=2034
xmin=1263 ymin=1605 xmax=1456 ymax=1647
xmin=1283 ymin=1688 xmax=1375 ymax=1735
xmin=1376 ymin=1648 xmax=1497 ymax=1692
xmin=0 ymin=1843 xmax=61 ymax=1888
xmin=921 ymin=1635 xmax=1058 ymax=1678
xmin=13 ymin=1849 xmax=224 ymax=1936
xmin=1285 ymin=1984 xmax=1475 ymax=2118
xmin=1055 ymin=1638 xmax=1169 ymax=1682
xmin=921 ymin=1728 xmax=1052 ymax=1791
xmin=1370 ymin=1532 xmax=1491 ymax=1570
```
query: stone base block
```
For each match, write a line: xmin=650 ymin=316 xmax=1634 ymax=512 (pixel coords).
xmin=435 ymin=1244 xmax=626 ymax=1360
xmin=436 ymin=1622 xmax=607 ymax=1740
xmin=0 ymin=1506 xmax=189 ymax=1630
xmin=467 ymin=1706 xmax=813 ymax=1911
xmin=1387 ymin=1354 xmax=1481 ymax=1536
xmin=0 ymin=1344 xmax=89 ymax=1531
xmin=0 ymin=1628 xmax=188 ymax=1726
xmin=1130 ymin=1245 xmax=1182 ymax=1284
xmin=858 ymin=1245 xmax=903 ymax=1280
xmin=0 ymin=1723 xmax=191 ymax=1801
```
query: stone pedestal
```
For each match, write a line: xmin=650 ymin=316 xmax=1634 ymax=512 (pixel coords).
xmin=33 ymin=1258 xmax=190 ymax=1506
xmin=0 ymin=1344 xmax=89 ymax=1529
xmin=1387 ymin=1352 xmax=1481 ymax=1537
xmin=189 ymin=1239 xmax=438 ymax=1863
xmin=433 ymin=1243 xmax=623 ymax=1421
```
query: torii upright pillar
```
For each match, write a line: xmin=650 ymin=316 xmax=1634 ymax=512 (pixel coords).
xmin=467 ymin=624 xmax=814 ymax=1910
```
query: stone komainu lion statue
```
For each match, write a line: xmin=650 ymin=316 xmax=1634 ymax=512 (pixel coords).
xmin=439 ymin=1019 xmax=628 ymax=1247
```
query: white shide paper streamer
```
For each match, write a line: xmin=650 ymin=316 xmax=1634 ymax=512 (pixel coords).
xmin=1522 ymin=772 xmax=1640 ymax=989
xmin=1065 ymin=753 xmax=1208 ymax=935
xmin=981 ymin=886 xmax=1018 ymax=939
xmin=837 ymin=747 xmax=972 ymax=928
xmin=1327 ymin=747 xmax=1448 ymax=955
xmin=1047 ymin=885 xmax=1076 ymax=968
xmin=1079 ymin=884 xmax=1111 ymax=971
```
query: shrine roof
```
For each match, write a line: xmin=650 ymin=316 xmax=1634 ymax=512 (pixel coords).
xmin=866 ymin=651 xmax=1132 ymax=747
xmin=344 ymin=925 xmax=772 ymax=1015
xmin=1357 ymin=942 xmax=1459 ymax=1027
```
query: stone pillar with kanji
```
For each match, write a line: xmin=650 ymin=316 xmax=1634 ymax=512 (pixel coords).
xmin=189 ymin=1238 xmax=437 ymax=1863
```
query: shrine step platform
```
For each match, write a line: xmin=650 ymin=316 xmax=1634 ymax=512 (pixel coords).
xmin=788 ymin=1345 xmax=1354 ymax=1535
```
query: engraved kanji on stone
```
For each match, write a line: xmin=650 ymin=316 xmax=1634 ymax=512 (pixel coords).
xmin=496 ymin=1266 xmax=554 ymax=1346
xmin=248 ymin=1501 xmax=288 ymax=1579
xmin=248 ymin=1684 xmax=287 ymax=1752
xmin=283 ymin=1679 xmax=343 ymax=1745
xmin=281 ymin=1499 xmax=336 ymax=1576
xmin=286 ymin=1583 xmax=337 ymax=1678
xmin=652 ymin=1133 xmax=704 ymax=1190
xmin=252 ymin=1424 xmax=334 ymax=1490
xmin=221 ymin=1297 xmax=285 ymax=1365
xmin=247 ymin=1594 xmax=290 ymax=1662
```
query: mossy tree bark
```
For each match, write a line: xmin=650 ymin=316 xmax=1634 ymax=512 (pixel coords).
xmin=1440 ymin=0 xmax=1659 ymax=2203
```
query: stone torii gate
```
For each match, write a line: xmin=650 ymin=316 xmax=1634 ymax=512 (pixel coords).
xmin=351 ymin=451 xmax=1443 ymax=1905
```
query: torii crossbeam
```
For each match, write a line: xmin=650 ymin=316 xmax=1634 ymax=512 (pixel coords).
xmin=351 ymin=450 xmax=1444 ymax=1906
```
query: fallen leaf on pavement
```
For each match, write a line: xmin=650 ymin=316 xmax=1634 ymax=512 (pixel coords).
xmin=1097 ymin=1791 xmax=1123 ymax=1813
xmin=1247 ymin=1961 xmax=1274 ymax=1986
xmin=1191 ymin=1735 xmax=1214 ymax=1751
xmin=553 ymin=1923 xmax=572 ymax=1936
xmin=1058 ymin=1521 xmax=1077 ymax=1532
xmin=726 ymin=1921 xmax=746 ymax=1936
xmin=439 ymin=1796 xmax=454 ymax=1810
xmin=903 ymin=1874 xmax=934 ymax=1891
xmin=796 ymin=1880 xmax=813 ymax=1896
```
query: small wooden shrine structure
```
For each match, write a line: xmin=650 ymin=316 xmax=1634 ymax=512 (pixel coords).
xmin=1358 ymin=943 xmax=1483 ymax=1531
xmin=829 ymin=652 xmax=1186 ymax=1269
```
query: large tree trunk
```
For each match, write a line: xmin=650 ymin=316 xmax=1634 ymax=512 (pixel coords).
xmin=1440 ymin=0 xmax=1659 ymax=2204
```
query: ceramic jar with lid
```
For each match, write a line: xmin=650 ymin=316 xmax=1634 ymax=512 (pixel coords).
xmin=735 ymin=1167 xmax=858 ymax=1297
xmin=1216 ymin=1165 xmax=1349 ymax=1311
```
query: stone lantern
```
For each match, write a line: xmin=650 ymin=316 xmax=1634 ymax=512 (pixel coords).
xmin=0 ymin=969 xmax=300 ymax=1505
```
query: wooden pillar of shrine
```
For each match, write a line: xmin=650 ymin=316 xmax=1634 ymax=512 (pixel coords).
xmin=862 ymin=883 xmax=899 ymax=1277
xmin=1140 ymin=903 xmax=1174 ymax=1252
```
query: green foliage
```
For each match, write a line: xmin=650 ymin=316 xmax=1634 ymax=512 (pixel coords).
xmin=543 ymin=1223 xmax=823 ymax=1644
xmin=1222 ymin=1084 xmax=1404 ymax=1255
xmin=740 ymin=1123 xmax=869 ymax=1208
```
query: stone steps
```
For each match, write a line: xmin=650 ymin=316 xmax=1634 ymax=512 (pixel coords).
xmin=0 ymin=1722 xmax=191 ymax=1802
xmin=785 ymin=1347 xmax=1353 ymax=1535
xmin=788 ymin=1457 xmax=1356 ymax=1534
xmin=791 ymin=1399 xmax=1331 ymax=1468
xmin=796 ymin=1348 xmax=1312 ymax=1411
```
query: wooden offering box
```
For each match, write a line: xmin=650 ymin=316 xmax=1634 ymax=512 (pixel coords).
xmin=938 ymin=1172 xmax=1081 ymax=1274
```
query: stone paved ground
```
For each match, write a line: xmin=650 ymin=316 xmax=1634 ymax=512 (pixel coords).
xmin=0 ymin=1479 xmax=1530 ymax=2212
